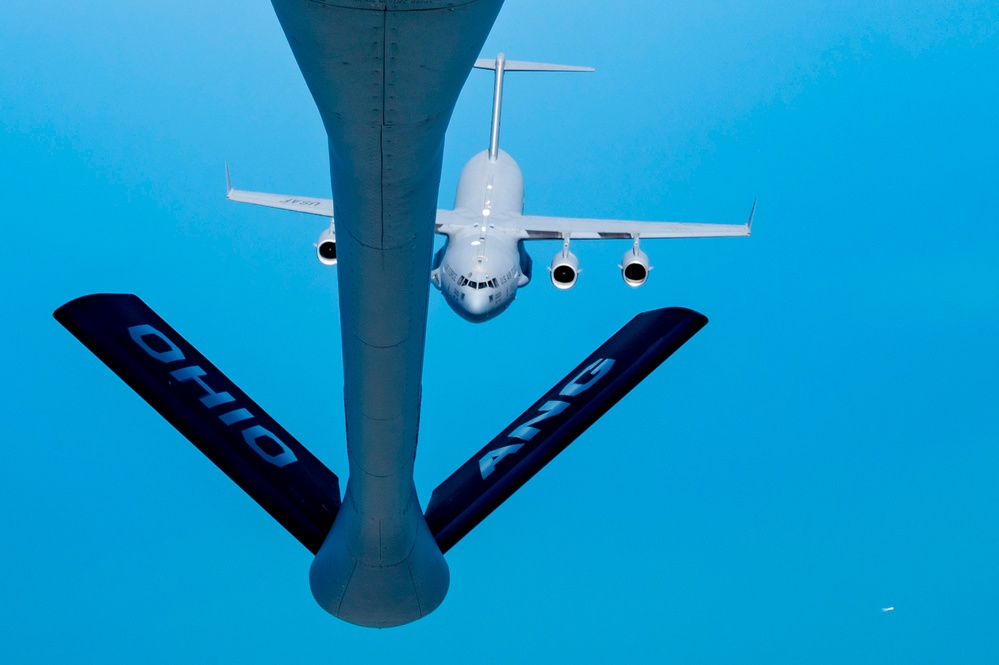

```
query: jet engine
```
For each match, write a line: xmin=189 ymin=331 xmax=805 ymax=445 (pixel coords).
xmin=549 ymin=250 xmax=579 ymax=290
xmin=620 ymin=245 xmax=650 ymax=287
xmin=316 ymin=226 xmax=337 ymax=266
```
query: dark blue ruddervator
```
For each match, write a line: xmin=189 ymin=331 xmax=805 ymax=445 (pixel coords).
xmin=55 ymin=295 xmax=706 ymax=610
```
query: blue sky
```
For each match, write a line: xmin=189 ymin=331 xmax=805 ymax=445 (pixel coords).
xmin=2 ymin=1 xmax=997 ymax=662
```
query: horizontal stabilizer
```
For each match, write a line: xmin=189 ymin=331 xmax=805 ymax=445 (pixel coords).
xmin=54 ymin=294 xmax=341 ymax=553
xmin=474 ymin=53 xmax=593 ymax=161
xmin=425 ymin=307 xmax=707 ymax=553
xmin=473 ymin=57 xmax=594 ymax=72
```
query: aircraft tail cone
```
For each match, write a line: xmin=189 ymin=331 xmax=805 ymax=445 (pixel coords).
xmin=310 ymin=485 xmax=449 ymax=628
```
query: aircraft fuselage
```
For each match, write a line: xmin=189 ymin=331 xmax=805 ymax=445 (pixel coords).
xmin=270 ymin=0 xmax=504 ymax=628
xmin=433 ymin=149 xmax=532 ymax=322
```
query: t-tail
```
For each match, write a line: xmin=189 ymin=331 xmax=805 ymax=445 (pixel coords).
xmin=473 ymin=53 xmax=594 ymax=161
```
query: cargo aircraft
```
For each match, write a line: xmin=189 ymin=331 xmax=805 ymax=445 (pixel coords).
xmin=227 ymin=55 xmax=753 ymax=322
xmin=56 ymin=0 xmax=747 ymax=628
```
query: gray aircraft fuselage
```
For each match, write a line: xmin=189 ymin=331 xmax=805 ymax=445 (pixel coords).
xmin=270 ymin=0 xmax=504 ymax=627
xmin=432 ymin=149 xmax=532 ymax=322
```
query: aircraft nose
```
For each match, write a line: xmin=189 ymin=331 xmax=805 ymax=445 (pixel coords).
xmin=453 ymin=290 xmax=503 ymax=323
xmin=464 ymin=292 xmax=490 ymax=316
xmin=449 ymin=287 xmax=515 ymax=323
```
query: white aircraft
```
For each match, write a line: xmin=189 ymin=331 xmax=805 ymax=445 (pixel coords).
xmin=227 ymin=54 xmax=754 ymax=323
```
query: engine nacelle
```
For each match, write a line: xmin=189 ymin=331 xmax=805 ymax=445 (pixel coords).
xmin=549 ymin=250 xmax=579 ymax=290
xmin=621 ymin=247 xmax=650 ymax=287
xmin=316 ymin=227 xmax=337 ymax=266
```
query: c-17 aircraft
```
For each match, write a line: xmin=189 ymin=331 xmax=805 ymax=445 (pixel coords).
xmin=227 ymin=54 xmax=754 ymax=323
xmin=55 ymin=0 xmax=746 ymax=628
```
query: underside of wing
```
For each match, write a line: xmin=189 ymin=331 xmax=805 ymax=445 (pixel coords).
xmin=232 ymin=192 xmax=332 ymax=217
xmin=226 ymin=164 xmax=333 ymax=217
xmin=491 ymin=200 xmax=756 ymax=240
xmin=227 ymin=189 xmax=333 ymax=217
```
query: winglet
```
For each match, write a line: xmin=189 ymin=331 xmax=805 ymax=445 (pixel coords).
xmin=225 ymin=162 xmax=233 ymax=198
xmin=746 ymin=198 xmax=757 ymax=233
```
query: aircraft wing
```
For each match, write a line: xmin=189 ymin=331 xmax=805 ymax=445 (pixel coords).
xmin=225 ymin=164 xmax=333 ymax=217
xmin=488 ymin=200 xmax=756 ymax=240
xmin=435 ymin=208 xmax=480 ymax=235
xmin=225 ymin=171 xmax=471 ymax=234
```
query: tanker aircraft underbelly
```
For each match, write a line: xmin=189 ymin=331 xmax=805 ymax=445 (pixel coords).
xmin=269 ymin=0 xmax=504 ymax=626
